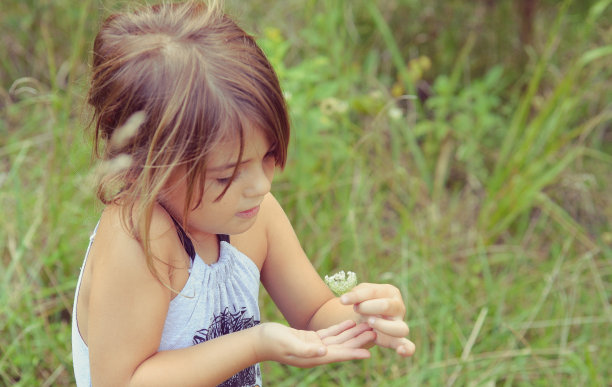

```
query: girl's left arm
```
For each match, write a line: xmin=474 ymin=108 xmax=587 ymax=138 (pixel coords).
xmin=260 ymin=194 xmax=415 ymax=357
xmin=259 ymin=194 xmax=352 ymax=329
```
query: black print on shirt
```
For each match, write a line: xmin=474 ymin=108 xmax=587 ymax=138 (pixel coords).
xmin=193 ymin=307 xmax=261 ymax=387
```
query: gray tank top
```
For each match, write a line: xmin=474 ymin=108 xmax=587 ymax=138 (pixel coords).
xmin=72 ymin=227 xmax=263 ymax=386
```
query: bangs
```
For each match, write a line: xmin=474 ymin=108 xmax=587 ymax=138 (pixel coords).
xmin=238 ymin=104 xmax=287 ymax=167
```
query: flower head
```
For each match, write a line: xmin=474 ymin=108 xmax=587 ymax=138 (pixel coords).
xmin=324 ymin=270 xmax=357 ymax=296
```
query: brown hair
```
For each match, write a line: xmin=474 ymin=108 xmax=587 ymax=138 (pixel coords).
xmin=88 ymin=0 xmax=290 ymax=280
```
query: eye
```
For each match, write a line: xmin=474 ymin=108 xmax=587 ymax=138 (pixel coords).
xmin=216 ymin=177 xmax=232 ymax=185
xmin=264 ymin=148 xmax=277 ymax=161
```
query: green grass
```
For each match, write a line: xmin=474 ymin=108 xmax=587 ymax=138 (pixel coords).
xmin=2 ymin=0 xmax=611 ymax=385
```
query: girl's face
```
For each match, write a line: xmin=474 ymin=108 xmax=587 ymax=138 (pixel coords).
xmin=163 ymin=125 xmax=276 ymax=240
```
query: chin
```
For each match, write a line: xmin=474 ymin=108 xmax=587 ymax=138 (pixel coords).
xmin=225 ymin=217 xmax=257 ymax=236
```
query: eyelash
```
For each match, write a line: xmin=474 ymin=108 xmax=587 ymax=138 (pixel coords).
xmin=215 ymin=149 xmax=276 ymax=185
xmin=264 ymin=149 xmax=276 ymax=160
xmin=216 ymin=177 xmax=232 ymax=185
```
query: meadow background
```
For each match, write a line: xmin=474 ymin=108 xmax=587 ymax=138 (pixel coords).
xmin=1 ymin=0 xmax=611 ymax=385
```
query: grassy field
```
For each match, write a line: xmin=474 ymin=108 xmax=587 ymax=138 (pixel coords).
xmin=1 ymin=0 xmax=611 ymax=385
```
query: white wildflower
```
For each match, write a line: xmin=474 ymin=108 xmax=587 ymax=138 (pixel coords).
xmin=324 ymin=270 xmax=357 ymax=296
xmin=320 ymin=97 xmax=349 ymax=116
xmin=388 ymin=107 xmax=403 ymax=120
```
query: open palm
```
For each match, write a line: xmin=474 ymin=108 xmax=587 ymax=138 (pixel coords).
xmin=256 ymin=320 xmax=374 ymax=368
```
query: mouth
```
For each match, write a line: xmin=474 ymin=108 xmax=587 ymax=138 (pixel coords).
xmin=236 ymin=205 xmax=260 ymax=218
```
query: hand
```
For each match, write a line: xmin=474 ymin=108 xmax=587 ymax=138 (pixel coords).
xmin=340 ymin=283 xmax=415 ymax=357
xmin=255 ymin=320 xmax=374 ymax=367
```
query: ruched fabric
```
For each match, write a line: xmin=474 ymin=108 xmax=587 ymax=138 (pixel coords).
xmin=72 ymin=228 xmax=263 ymax=387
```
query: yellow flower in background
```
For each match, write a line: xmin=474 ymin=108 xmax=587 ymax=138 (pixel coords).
xmin=263 ymin=27 xmax=283 ymax=43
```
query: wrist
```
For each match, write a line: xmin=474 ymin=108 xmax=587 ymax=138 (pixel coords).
xmin=252 ymin=323 xmax=273 ymax=363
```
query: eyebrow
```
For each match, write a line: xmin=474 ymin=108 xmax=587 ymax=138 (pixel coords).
xmin=207 ymin=158 xmax=250 ymax=172
xmin=207 ymin=142 xmax=276 ymax=172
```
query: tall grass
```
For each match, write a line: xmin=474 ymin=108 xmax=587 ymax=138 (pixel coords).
xmin=1 ymin=0 xmax=611 ymax=385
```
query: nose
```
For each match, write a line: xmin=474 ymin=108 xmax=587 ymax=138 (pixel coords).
xmin=245 ymin=163 xmax=273 ymax=198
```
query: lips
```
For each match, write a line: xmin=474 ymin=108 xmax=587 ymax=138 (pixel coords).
xmin=236 ymin=205 xmax=260 ymax=218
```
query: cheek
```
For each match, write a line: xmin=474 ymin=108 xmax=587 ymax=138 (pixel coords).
xmin=201 ymin=184 xmax=241 ymax=211
xmin=199 ymin=180 xmax=226 ymax=201
xmin=264 ymin=159 xmax=276 ymax=181
xmin=159 ymin=181 xmax=189 ymax=217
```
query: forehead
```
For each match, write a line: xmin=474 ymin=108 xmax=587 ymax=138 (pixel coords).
xmin=206 ymin=125 xmax=270 ymax=170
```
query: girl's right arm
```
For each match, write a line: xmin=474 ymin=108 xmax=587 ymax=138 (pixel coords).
xmin=131 ymin=320 xmax=372 ymax=386
xmin=87 ymin=206 xmax=370 ymax=386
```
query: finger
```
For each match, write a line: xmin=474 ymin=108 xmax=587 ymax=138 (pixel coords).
xmin=375 ymin=334 xmax=415 ymax=357
xmin=287 ymin=330 xmax=327 ymax=358
xmin=396 ymin=340 xmax=416 ymax=357
xmin=340 ymin=283 xmax=400 ymax=306
xmin=341 ymin=329 xmax=376 ymax=348
xmin=366 ymin=317 xmax=409 ymax=337
xmin=354 ymin=298 xmax=405 ymax=318
xmin=321 ymin=322 xmax=372 ymax=345
xmin=286 ymin=345 xmax=327 ymax=359
xmin=288 ymin=346 xmax=370 ymax=367
xmin=322 ymin=346 xmax=371 ymax=362
xmin=317 ymin=320 xmax=356 ymax=340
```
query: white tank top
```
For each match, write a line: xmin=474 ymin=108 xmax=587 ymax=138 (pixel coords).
xmin=72 ymin=227 xmax=263 ymax=386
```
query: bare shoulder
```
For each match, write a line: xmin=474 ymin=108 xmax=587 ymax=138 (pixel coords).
xmin=258 ymin=192 xmax=286 ymax=224
xmin=89 ymin=203 xmax=189 ymax=286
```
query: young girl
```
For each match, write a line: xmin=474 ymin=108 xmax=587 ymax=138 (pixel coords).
xmin=72 ymin=1 xmax=415 ymax=386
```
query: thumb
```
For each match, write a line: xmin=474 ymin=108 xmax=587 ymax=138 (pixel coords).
xmin=284 ymin=331 xmax=327 ymax=358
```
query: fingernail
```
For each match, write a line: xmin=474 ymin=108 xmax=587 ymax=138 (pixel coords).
xmin=317 ymin=346 xmax=326 ymax=356
xmin=368 ymin=317 xmax=376 ymax=325
xmin=340 ymin=295 xmax=349 ymax=304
